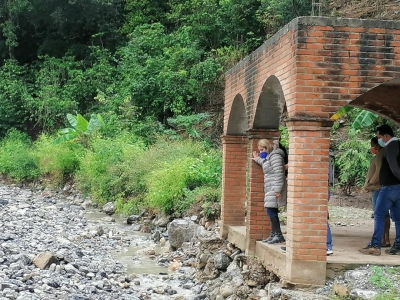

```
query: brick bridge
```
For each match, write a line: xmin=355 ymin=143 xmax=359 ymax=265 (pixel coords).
xmin=222 ymin=17 xmax=400 ymax=286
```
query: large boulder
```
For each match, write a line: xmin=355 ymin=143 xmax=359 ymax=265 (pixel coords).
xmin=102 ymin=202 xmax=115 ymax=215
xmin=214 ymin=252 xmax=231 ymax=271
xmin=167 ymin=219 xmax=197 ymax=249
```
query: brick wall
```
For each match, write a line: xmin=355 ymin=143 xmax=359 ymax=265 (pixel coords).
xmin=223 ymin=17 xmax=400 ymax=285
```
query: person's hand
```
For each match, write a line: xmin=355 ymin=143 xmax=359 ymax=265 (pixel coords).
xmin=275 ymin=192 xmax=281 ymax=198
xmin=284 ymin=164 xmax=288 ymax=170
xmin=252 ymin=151 xmax=258 ymax=160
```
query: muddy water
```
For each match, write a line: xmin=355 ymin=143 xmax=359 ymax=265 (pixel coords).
xmin=84 ymin=210 xmax=170 ymax=275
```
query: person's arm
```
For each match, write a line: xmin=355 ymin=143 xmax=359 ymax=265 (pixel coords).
xmin=387 ymin=142 xmax=400 ymax=180
xmin=270 ymin=153 xmax=285 ymax=194
xmin=252 ymin=151 xmax=264 ymax=166
xmin=367 ymin=157 xmax=379 ymax=187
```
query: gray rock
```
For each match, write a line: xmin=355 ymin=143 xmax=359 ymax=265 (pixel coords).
xmin=152 ymin=230 xmax=161 ymax=243
xmin=102 ymin=202 xmax=115 ymax=215
xmin=219 ymin=284 xmax=234 ymax=297
xmin=127 ymin=215 xmax=140 ymax=224
xmin=214 ymin=252 xmax=231 ymax=271
xmin=350 ymin=289 xmax=378 ymax=299
xmin=153 ymin=215 xmax=170 ymax=227
xmin=131 ymin=224 xmax=142 ymax=231
xmin=167 ymin=219 xmax=197 ymax=249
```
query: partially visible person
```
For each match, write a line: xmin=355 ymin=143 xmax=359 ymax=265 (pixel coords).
xmin=359 ymin=124 xmax=400 ymax=256
xmin=252 ymin=139 xmax=287 ymax=244
xmin=278 ymin=136 xmax=289 ymax=176
xmin=327 ymin=154 xmax=334 ymax=255
xmin=364 ymin=137 xmax=390 ymax=247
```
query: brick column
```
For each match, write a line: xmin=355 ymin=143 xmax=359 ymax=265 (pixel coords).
xmin=246 ymin=129 xmax=281 ymax=254
xmin=220 ymin=135 xmax=247 ymax=238
xmin=285 ymin=119 xmax=333 ymax=286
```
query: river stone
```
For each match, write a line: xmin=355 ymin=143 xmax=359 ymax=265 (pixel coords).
xmin=102 ymin=202 xmax=115 ymax=215
xmin=32 ymin=253 xmax=59 ymax=270
xmin=152 ymin=230 xmax=161 ymax=243
xmin=350 ymin=289 xmax=378 ymax=299
xmin=153 ymin=215 xmax=171 ymax=227
xmin=167 ymin=219 xmax=197 ymax=249
xmin=219 ymin=284 xmax=234 ymax=297
xmin=214 ymin=252 xmax=231 ymax=271
xmin=127 ymin=215 xmax=140 ymax=224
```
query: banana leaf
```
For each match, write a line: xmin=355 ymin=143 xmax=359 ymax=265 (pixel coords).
xmin=330 ymin=106 xmax=354 ymax=121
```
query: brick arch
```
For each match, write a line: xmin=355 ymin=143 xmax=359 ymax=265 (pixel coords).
xmin=226 ymin=94 xmax=247 ymax=135
xmin=253 ymin=75 xmax=285 ymax=129
xmin=222 ymin=16 xmax=400 ymax=286
xmin=346 ymin=77 xmax=400 ymax=124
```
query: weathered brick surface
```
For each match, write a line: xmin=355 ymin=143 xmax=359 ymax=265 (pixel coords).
xmin=223 ymin=16 xmax=400 ymax=285
xmin=221 ymin=135 xmax=247 ymax=238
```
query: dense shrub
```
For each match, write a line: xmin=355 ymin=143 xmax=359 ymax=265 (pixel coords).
xmin=75 ymin=133 xmax=145 ymax=205
xmin=0 ymin=130 xmax=39 ymax=181
xmin=33 ymin=134 xmax=84 ymax=186
xmin=335 ymin=131 xmax=372 ymax=195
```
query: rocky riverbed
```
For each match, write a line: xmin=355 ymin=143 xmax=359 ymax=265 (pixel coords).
xmin=0 ymin=183 xmax=399 ymax=300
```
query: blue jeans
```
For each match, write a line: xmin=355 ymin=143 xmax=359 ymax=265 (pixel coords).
xmin=327 ymin=223 xmax=333 ymax=250
xmin=327 ymin=187 xmax=332 ymax=250
xmin=266 ymin=207 xmax=278 ymax=218
xmin=371 ymin=185 xmax=400 ymax=247
xmin=372 ymin=189 xmax=380 ymax=209
xmin=372 ymin=189 xmax=389 ymax=218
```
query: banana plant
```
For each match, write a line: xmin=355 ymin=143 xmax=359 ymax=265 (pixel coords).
xmin=53 ymin=113 xmax=105 ymax=146
xmin=330 ymin=106 xmax=378 ymax=130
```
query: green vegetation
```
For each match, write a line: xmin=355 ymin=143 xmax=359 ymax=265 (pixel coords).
xmin=369 ymin=266 xmax=400 ymax=300
xmin=0 ymin=0 xmax=397 ymax=214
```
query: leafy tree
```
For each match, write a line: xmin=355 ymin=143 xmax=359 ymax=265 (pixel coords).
xmin=0 ymin=59 xmax=32 ymax=137
xmin=116 ymin=23 xmax=222 ymax=122
xmin=122 ymin=0 xmax=170 ymax=33
xmin=336 ymin=131 xmax=372 ymax=195
xmin=256 ymin=0 xmax=312 ymax=36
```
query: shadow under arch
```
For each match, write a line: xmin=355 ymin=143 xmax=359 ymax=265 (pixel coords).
xmin=347 ymin=77 xmax=400 ymax=124
xmin=253 ymin=75 xmax=285 ymax=129
xmin=227 ymin=94 xmax=247 ymax=135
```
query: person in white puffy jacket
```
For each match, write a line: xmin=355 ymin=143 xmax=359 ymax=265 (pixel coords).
xmin=252 ymin=139 xmax=287 ymax=244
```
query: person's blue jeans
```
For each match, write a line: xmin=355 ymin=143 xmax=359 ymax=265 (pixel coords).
xmin=266 ymin=207 xmax=279 ymax=218
xmin=371 ymin=185 xmax=400 ymax=247
xmin=372 ymin=189 xmax=380 ymax=210
xmin=327 ymin=223 xmax=333 ymax=251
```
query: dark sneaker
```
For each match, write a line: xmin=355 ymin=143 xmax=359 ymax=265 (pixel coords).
xmin=267 ymin=234 xmax=285 ymax=244
xmin=262 ymin=233 xmax=275 ymax=243
xmin=385 ymin=245 xmax=400 ymax=255
xmin=280 ymin=246 xmax=286 ymax=253
xmin=359 ymin=245 xmax=381 ymax=256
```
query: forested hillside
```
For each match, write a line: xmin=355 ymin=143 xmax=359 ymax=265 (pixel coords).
xmin=1 ymin=0 xmax=400 ymax=216
xmin=0 ymin=0 xmax=312 ymax=138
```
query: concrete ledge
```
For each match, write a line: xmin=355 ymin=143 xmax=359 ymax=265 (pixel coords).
xmin=226 ymin=226 xmax=246 ymax=251
xmin=255 ymin=242 xmax=286 ymax=280
xmin=286 ymin=259 xmax=327 ymax=286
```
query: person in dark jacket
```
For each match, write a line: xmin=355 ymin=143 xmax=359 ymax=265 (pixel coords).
xmin=252 ymin=139 xmax=287 ymax=244
xmin=359 ymin=124 xmax=400 ymax=256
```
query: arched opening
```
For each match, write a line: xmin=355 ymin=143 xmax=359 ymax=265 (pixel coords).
xmin=253 ymin=75 xmax=285 ymax=129
xmin=227 ymin=94 xmax=247 ymax=135
xmin=347 ymin=77 xmax=400 ymax=124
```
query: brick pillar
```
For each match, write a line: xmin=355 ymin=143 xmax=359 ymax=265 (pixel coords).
xmin=220 ymin=135 xmax=247 ymax=238
xmin=285 ymin=119 xmax=333 ymax=286
xmin=246 ymin=129 xmax=281 ymax=255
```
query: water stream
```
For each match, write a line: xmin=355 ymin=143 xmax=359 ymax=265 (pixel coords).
xmin=84 ymin=210 xmax=170 ymax=275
